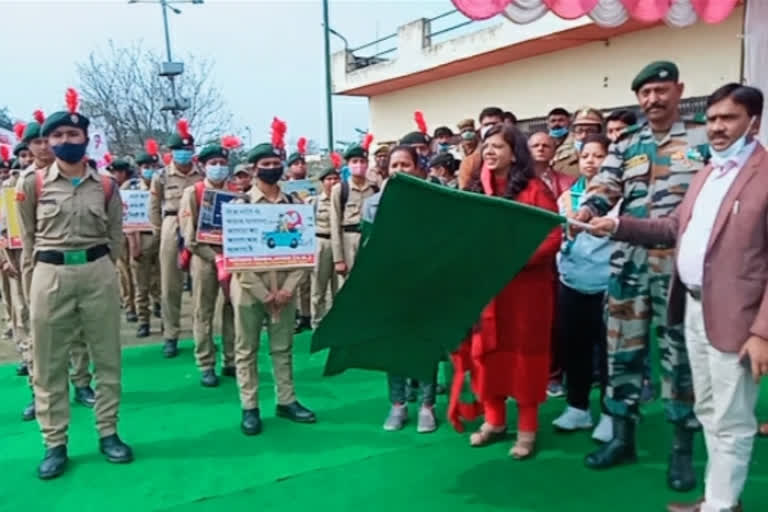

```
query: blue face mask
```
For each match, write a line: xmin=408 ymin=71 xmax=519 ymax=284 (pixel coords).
xmin=52 ymin=142 xmax=88 ymax=164
xmin=573 ymin=140 xmax=584 ymax=153
xmin=438 ymin=143 xmax=451 ymax=153
xmin=206 ymin=164 xmax=230 ymax=183
xmin=172 ymin=149 xmax=194 ymax=165
xmin=710 ymin=117 xmax=756 ymax=166
xmin=141 ymin=168 xmax=155 ymax=181
xmin=549 ymin=127 xmax=568 ymax=139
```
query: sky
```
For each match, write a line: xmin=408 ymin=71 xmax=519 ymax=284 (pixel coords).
xmin=0 ymin=0 xmax=468 ymax=148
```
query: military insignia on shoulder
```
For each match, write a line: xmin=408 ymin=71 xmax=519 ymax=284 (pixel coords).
xmin=626 ymin=154 xmax=649 ymax=167
xmin=686 ymin=148 xmax=704 ymax=162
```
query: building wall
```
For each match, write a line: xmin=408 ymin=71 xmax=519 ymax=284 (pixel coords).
xmin=368 ymin=7 xmax=743 ymax=142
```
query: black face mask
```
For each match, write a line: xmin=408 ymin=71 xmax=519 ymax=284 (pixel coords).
xmin=257 ymin=166 xmax=283 ymax=185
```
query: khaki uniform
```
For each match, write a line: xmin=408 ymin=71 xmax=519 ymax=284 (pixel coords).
xmin=178 ymin=179 xmax=235 ymax=371
xmin=232 ymin=186 xmax=306 ymax=408
xmin=552 ymin=137 xmax=580 ymax=178
xmin=17 ymin=163 xmax=123 ymax=447
xmin=310 ymin=191 xmax=337 ymax=328
xmin=149 ymin=163 xmax=203 ymax=340
xmin=329 ymin=179 xmax=377 ymax=277
xmin=122 ymin=178 xmax=160 ymax=325
xmin=117 ymin=239 xmax=135 ymax=314
xmin=0 ymin=266 xmax=11 ymax=332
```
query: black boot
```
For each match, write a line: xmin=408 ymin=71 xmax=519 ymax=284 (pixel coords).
xmin=200 ymin=369 xmax=219 ymax=388
xmin=162 ymin=339 xmax=178 ymax=358
xmin=294 ymin=316 xmax=311 ymax=334
xmin=221 ymin=366 xmax=236 ymax=377
xmin=136 ymin=324 xmax=150 ymax=338
xmin=99 ymin=434 xmax=134 ymax=463
xmin=241 ymin=408 xmax=262 ymax=436
xmin=125 ymin=311 xmax=138 ymax=323
xmin=276 ymin=401 xmax=316 ymax=423
xmin=74 ymin=386 xmax=96 ymax=408
xmin=16 ymin=362 xmax=29 ymax=376
xmin=585 ymin=416 xmax=637 ymax=469
xmin=667 ymin=425 xmax=696 ymax=492
xmin=22 ymin=398 xmax=35 ymax=422
xmin=38 ymin=445 xmax=68 ymax=480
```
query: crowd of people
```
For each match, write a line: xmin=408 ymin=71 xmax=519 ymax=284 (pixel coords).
xmin=1 ymin=59 xmax=767 ymax=512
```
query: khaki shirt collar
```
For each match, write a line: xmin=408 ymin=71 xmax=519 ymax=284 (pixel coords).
xmin=248 ymin=184 xmax=290 ymax=204
xmin=45 ymin=161 xmax=101 ymax=184
xmin=168 ymin=162 xmax=202 ymax=178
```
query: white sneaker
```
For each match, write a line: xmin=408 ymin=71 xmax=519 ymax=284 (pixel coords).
xmin=592 ymin=413 xmax=614 ymax=443
xmin=383 ymin=404 xmax=408 ymax=431
xmin=552 ymin=406 xmax=593 ymax=431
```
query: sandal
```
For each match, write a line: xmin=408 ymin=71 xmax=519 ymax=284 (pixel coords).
xmin=509 ymin=431 xmax=536 ymax=459
xmin=469 ymin=422 xmax=506 ymax=447
xmin=759 ymin=423 xmax=768 ymax=437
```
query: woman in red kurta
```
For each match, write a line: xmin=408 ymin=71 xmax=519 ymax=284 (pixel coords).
xmin=450 ymin=124 xmax=561 ymax=459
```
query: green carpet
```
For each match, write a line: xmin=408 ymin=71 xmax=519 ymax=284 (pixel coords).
xmin=1 ymin=334 xmax=766 ymax=511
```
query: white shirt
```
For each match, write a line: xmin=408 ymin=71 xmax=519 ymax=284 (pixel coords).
xmin=677 ymin=141 xmax=757 ymax=288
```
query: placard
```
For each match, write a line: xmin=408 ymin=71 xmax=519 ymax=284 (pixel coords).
xmin=120 ymin=189 xmax=153 ymax=232
xmin=3 ymin=188 xmax=22 ymax=249
xmin=222 ymin=203 xmax=315 ymax=271
xmin=281 ymin=179 xmax=319 ymax=202
xmin=196 ymin=189 xmax=241 ymax=245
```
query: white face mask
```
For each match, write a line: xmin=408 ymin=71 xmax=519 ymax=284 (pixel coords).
xmin=710 ymin=116 xmax=756 ymax=166
xmin=206 ymin=164 xmax=230 ymax=183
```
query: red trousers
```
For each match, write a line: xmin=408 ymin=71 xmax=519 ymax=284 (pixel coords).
xmin=484 ymin=397 xmax=538 ymax=432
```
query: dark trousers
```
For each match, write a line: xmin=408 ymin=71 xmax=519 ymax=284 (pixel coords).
xmin=388 ymin=372 xmax=436 ymax=406
xmin=556 ymin=282 xmax=607 ymax=411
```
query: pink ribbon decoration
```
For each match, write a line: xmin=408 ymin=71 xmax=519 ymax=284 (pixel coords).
xmin=451 ymin=0 xmax=510 ymax=20
xmin=620 ymin=0 xmax=672 ymax=22
xmin=544 ymin=0 xmax=600 ymax=18
xmin=691 ymin=0 xmax=739 ymax=23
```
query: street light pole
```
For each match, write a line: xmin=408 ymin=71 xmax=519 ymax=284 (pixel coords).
xmin=322 ymin=0 xmax=334 ymax=152
xmin=159 ymin=0 xmax=181 ymax=119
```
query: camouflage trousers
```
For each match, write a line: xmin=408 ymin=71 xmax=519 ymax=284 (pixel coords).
xmin=603 ymin=244 xmax=695 ymax=424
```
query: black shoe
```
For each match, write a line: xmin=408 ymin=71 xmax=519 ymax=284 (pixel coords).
xmin=585 ymin=417 xmax=637 ymax=469
xmin=276 ymin=401 xmax=316 ymax=423
xmin=294 ymin=316 xmax=312 ymax=334
xmin=221 ymin=366 xmax=236 ymax=377
xmin=16 ymin=362 xmax=29 ymax=376
xmin=200 ymin=369 xmax=219 ymax=388
xmin=136 ymin=324 xmax=150 ymax=338
xmin=668 ymin=425 xmax=696 ymax=492
xmin=153 ymin=303 xmax=162 ymax=319
xmin=22 ymin=399 xmax=35 ymax=421
xmin=241 ymin=408 xmax=262 ymax=436
xmin=74 ymin=386 xmax=96 ymax=408
xmin=125 ymin=311 xmax=138 ymax=323
xmin=162 ymin=339 xmax=178 ymax=358
xmin=99 ymin=434 xmax=134 ymax=463
xmin=38 ymin=445 xmax=68 ymax=480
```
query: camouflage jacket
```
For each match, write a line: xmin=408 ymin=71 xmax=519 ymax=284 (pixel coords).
xmin=582 ymin=116 xmax=710 ymax=219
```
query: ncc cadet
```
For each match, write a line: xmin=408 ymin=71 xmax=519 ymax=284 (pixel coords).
xmin=150 ymin=119 xmax=203 ymax=358
xmin=574 ymin=61 xmax=707 ymax=492
xmin=285 ymin=139 xmax=311 ymax=332
xmin=330 ymin=136 xmax=378 ymax=281
xmin=16 ymin=89 xmax=132 ymax=479
xmin=310 ymin=154 xmax=341 ymax=328
xmin=107 ymin=157 xmax=138 ymax=324
xmin=231 ymin=140 xmax=316 ymax=436
xmin=131 ymin=140 xmax=163 ymax=337
xmin=178 ymin=141 xmax=236 ymax=387
xmin=366 ymin=144 xmax=389 ymax=188
xmin=230 ymin=163 xmax=253 ymax=193
xmin=0 ymin=147 xmax=14 ymax=339
xmin=17 ymin=114 xmax=97 ymax=417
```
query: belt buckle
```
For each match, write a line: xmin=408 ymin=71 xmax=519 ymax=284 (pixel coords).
xmin=63 ymin=250 xmax=87 ymax=265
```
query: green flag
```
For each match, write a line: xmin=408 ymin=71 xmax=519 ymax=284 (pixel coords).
xmin=311 ymin=173 xmax=564 ymax=380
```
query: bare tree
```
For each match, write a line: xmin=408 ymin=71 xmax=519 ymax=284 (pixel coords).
xmin=77 ymin=40 xmax=232 ymax=157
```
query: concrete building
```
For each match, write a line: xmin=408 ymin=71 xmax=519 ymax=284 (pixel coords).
xmin=332 ymin=6 xmax=745 ymax=142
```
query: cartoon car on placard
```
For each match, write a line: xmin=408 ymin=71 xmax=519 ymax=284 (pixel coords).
xmin=263 ymin=230 xmax=302 ymax=249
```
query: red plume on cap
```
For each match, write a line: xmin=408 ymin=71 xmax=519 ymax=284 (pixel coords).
xmin=33 ymin=110 xmax=45 ymax=125
xmin=362 ymin=133 xmax=374 ymax=152
xmin=330 ymin=152 xmax=342 ymax=170
xmin=270 ymin=117 xmax=287 ymax=150
xmin=0 ymin=145 xmax=10 ymax=162
xmin=65 ymin=88 xmax=79 ymax=114
xmin=176 ymin=118 xmax=191 ymax=139
xmin=163 ymin=152 xmax=172 ymax=165
xmin=221 ymin=135 xmax=242 ymax=150
xmin=414 ymin=111 xmax=428 ymax=135
xmin=145 ymin=138 xmax=159 ymax=157
xmin=297 ymin=137 xmax=307 ymax=156
xmin=13 ymin=122 xmax=26 ymax=141
xmin=103 ymin=152 xmax=112 ymax=165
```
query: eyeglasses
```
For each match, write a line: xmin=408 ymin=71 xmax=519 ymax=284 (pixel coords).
xmin=572 ymin=125 xmax=601 ymax=136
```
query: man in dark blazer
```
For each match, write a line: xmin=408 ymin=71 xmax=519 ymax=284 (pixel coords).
xmin=588 ymin=83 xmax=768 ymax=512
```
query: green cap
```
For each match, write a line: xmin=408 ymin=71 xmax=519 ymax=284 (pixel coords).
xmin=631 ymin=61 xmax=679 ymax=92
xmin=247 ymin=143 xmax=281 ymax=165
xmin=13 ymin=142 xmax=29 ymax=156
xmin=198 ymin=143 xmax=230 ymax=163
xmin=108 ymin=159 xmax=132 ymax=172
xmin=41 ymin=111 xmax=90 ymax=137
xmin=135 ymin=151 xmax=159 ymax=166
xmin=399 ymin=131 xmax=429 ymax=146
xmin=166 ymin=133 xmax=195 ymax=150
xmin=319 ymin=166 xmax=340 ymax=180
xmin=21 ymin=122 xmax=42 ymax=143
xmin=343 ymin=144 xmax=368 ymax=161
xmin=286 ymin=152 xmax=305 ymax=166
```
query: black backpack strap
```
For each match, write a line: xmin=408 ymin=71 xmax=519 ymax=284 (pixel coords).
xmin=341 ymin=181 xmax=349 ymax=213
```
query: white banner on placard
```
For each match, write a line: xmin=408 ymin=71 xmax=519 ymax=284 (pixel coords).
xmin=222 ymin=203 xmax=315 ymax=271
xmin=120 ymin=190 xmax=152 ymax=232
xmin=87 ymin=127 xmax=111 ymax=169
